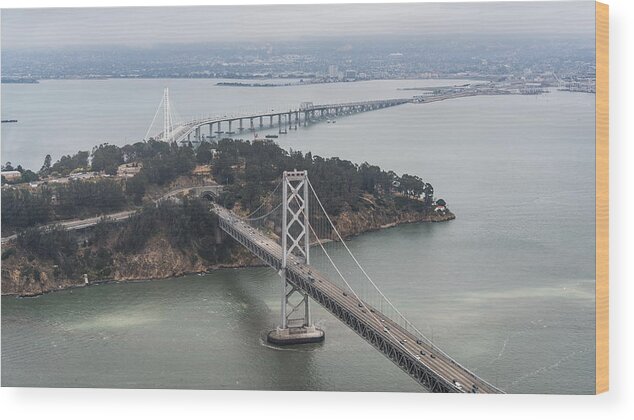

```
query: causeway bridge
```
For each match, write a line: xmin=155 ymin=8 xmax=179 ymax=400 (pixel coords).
xmin=156 ymin=96 xmax=410 ymax=144
xmin=212 ymin=170 xmax=503 ymax=394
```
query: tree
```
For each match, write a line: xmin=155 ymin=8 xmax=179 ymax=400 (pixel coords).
xmin=1 ymin=188 xmax=52 ymax=231
xmin=2 ymin=162 xmax=14 ymax=171
xmin=20 ymin=170 xmax=39 ymax=183
xmin=125 ymin=173 xmax=147 ymax=205
xmin=50 ymin=151 xmax=89 ymax=176
xmin=91 ymin=144 xmax=123 ymax=175
xmin=399 ymin=174 xmax=426 ymax=198
xmin=196 ymin=142 xmax=214 ymax=165
xmin=40 ymin=154 xmax=52 ymax=175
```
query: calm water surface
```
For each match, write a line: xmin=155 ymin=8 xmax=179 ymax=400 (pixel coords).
xmin=1 ymin=80 xmax=595 ymax=393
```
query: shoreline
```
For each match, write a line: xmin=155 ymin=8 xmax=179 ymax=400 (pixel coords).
xmin=1 ymin=211 xmax=454 ymax=298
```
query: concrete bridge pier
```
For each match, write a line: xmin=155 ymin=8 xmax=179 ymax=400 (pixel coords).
xmin=250 ymin=118 xmax=255 ymax=131
xmin=267 ymin=324 xmax=325 ymax=346
xmin=239 ymin=119 xmax=244 ymax=132
xmin=228 ymin=120 xmax=232 ymax=134
xmin=216 ymin=121 xmax=222 ymax=135
xmin=259 ymin=116 xmax=263 ymax=128
xmin=278 ymin=114 xmax=282 ymax=134
xmin=209 ymin=123 xmax=214 ymax=139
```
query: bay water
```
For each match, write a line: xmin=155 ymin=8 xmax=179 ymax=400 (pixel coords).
xmin=1 ymin=79 xmax=595 ymax=393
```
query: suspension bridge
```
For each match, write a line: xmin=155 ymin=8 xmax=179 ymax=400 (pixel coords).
xmin=211 ymin=170 xmax=503 ymax=394
xmin=145 ymin=88 xmax=410 ymax=144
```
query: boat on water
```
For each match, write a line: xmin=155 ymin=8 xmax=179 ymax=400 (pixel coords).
xmin=1 ymin=119 xmax=18 ymax=123
xmin=265 ymin=134 xmax=279 ymax=139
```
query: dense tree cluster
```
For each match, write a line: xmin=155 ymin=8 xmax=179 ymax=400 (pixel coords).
xmin=113 ymin=197 xmax=230 ymax=263
xmin=49 ymin=151 xmax=89 ymax=176
xmin=91 ymin=143 xmax=124 ymax=175
xmin=1 ymin=179 xmax=127 ymax=232
xmin=3 ymin=137 xmax=439 ymax=237
xmin=2 ymin=140 xmax=199 ymax=230
xmin=209 ymin=139 xmax=436 ymax=216
xmin=1 ymin=188 xmax=52 ymax=230
xmin=10 ymin=197 xmax=235 ymax=283
xmin=16 ymin=225 xmax=80 ymax=278
xmin=54 ymin=179 xmax=127 ymax=220
xmin=398 ymin=174 xmax=435 ymax=206
xmin=134 ymin=142 xmax=196 ymax=186
xmin=15 ymin=224 xmax=110 ymax=281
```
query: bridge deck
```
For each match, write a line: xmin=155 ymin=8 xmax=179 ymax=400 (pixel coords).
xmin=214 ymin=205 xmax=502 ymax=394
xmin=162 ymin=98 xmax=411 ymax=143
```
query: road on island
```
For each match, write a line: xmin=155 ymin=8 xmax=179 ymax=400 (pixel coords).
xmin=0 ymin=184 xmax=222 ymax=245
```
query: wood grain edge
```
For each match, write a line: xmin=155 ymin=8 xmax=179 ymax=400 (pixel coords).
xmin=595 ymin=0 xmax=609 ymax=395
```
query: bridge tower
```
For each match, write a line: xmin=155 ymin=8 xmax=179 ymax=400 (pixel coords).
xmin=163 ymin=87 xmax=173 ymax=142
xmin=267 ymin=170 xmax=325 ymax=345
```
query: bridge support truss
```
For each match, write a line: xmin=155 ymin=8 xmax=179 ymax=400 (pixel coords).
xmin=267 ymin=170 xmax=324 ymax=345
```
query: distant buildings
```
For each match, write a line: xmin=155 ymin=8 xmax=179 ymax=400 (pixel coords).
xmin=328 ymin=64 xmax=339 ymax=79
xmin=345 ymin=69 xmax=357 ymax=80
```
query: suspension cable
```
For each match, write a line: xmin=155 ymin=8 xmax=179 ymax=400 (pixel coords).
xmin=307 ymin=178 xmax=438 ymax=349
xmin=144 ymin=96 xmax=164 ymax=141
xmin=306 ymin=178 xmax=496 ymax=383
xmin=301 ymin=198 xmax=446 ymax=376
xmin=241 ymin=202 xmax=282 ymax=222
xmin=239 ymin=180 xmax=282 ymax=219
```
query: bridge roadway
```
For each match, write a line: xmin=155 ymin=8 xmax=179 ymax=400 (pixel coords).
xmin=214 ymin=204 xmax=503 ymax=394
xmin=161 ymin=98 xmax=411 ymax=144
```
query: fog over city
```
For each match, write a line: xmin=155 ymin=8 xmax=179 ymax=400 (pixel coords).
xmin=2 ymin=2 xmax=594 ymax=49
xmin=1 ymin=3 xmax=595 ymax=83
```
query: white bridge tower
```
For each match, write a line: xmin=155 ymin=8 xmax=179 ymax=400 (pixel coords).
xmin=163 ymin=87 xmax=173 ymax=142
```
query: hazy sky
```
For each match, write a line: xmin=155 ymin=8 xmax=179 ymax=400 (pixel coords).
xmin=1 ymin=2 xmax=595 ymax=50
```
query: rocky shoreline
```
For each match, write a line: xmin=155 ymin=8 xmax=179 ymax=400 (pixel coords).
xmin=1 ymin=206 xmax=454 ymax=298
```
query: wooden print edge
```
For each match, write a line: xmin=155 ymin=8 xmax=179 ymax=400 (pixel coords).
xmin=595 ymin=0 xmax=609 ymax=395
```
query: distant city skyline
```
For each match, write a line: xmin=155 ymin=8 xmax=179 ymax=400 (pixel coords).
xmin=2 ymin=2 xmax=595 ymax=50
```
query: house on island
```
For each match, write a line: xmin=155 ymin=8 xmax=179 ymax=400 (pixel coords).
xmin=192 ymin=165 xmax=212 ymax=177
xmin=117 ymin=162 xmax=142 ymax=178
xmin=1 ymin=170 xmax=22 ymax=182
xmin=434 ymin=198 xmax=447 ymax=213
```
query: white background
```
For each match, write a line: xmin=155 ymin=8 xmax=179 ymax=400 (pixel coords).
xmin=0 ymin=0 xmax=632 ymax=418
